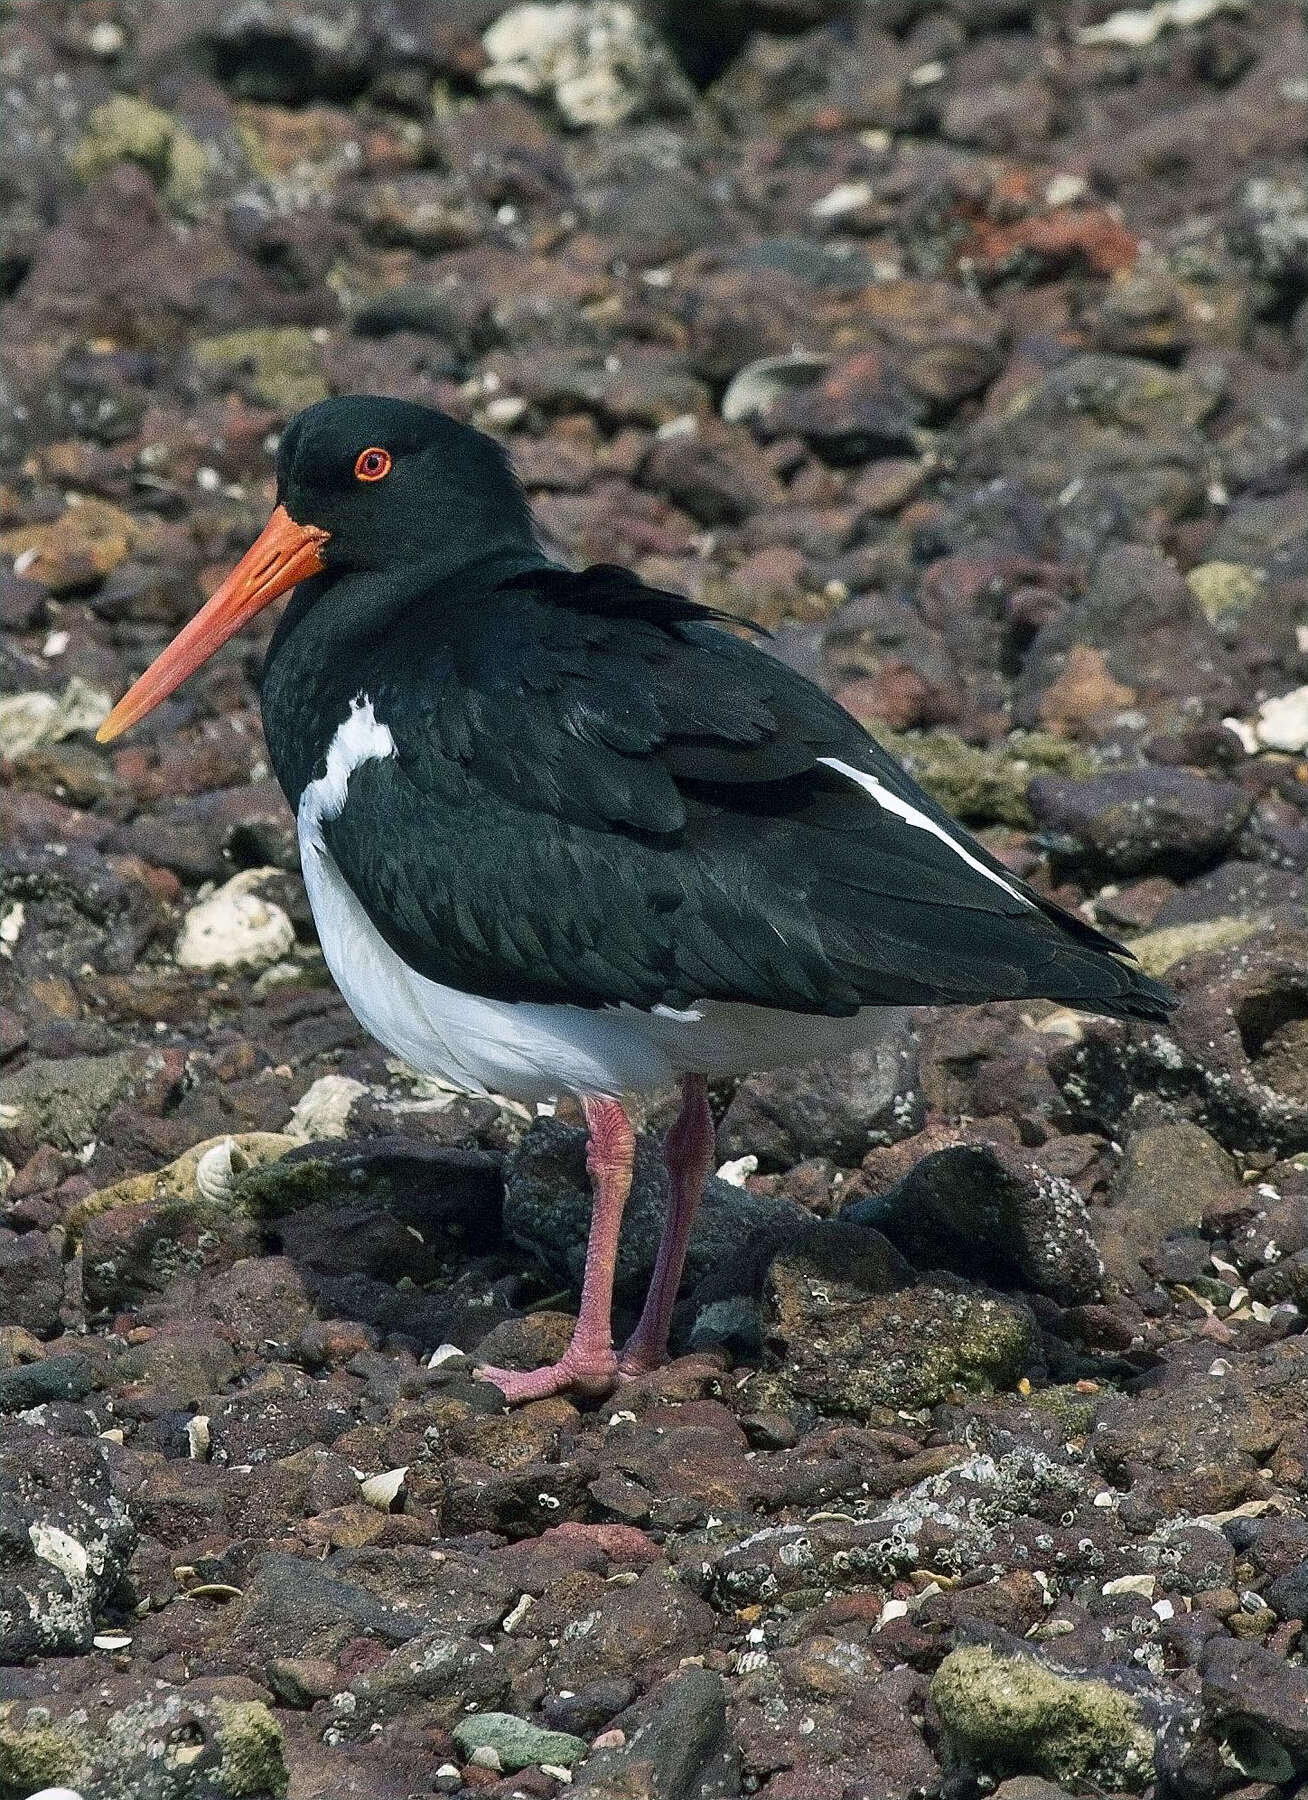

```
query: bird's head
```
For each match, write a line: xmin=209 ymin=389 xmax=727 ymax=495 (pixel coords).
xmin=97 ymin=395 xmax=533 ymax=742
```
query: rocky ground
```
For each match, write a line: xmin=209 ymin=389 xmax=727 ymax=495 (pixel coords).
xmin=2 ymin=1 xmax=1308 ymax=1797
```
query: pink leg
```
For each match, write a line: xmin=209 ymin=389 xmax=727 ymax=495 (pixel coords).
xmin=477 ymin=1096 xmax=634 ymax=1405
xmin=619 ymin=1075 xmax=714 ymax=1376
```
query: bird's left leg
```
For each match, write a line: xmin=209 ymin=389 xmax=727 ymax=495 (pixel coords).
xmin=618 ymin=1074 xmax=714 ymax=1376
xmin=477 ymin=1094 xmax=633 ymax=1405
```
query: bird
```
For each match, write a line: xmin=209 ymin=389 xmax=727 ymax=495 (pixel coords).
xmin=98 ymin=394 xmax=1175 ymax=1405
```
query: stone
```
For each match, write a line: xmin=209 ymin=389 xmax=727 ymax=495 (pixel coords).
xmin=878 ymin=731 xmax=1093 ymax=829
xmin=1029 ymin=768 xmax=1251 ymax=878
xmin=0 ymin=1049 xmax=172 ymax=1164
xmin=1199 ymin=1636 xmax=1308 ymax=1770
xmin=719 ymin=1016 xmax=922 ymax=1169
xmin=574 ymin=1667 xmax=736 ymax=1797
xmin=0 ymin=1229 xmax=64 ymax=1337
xmin=0 ymin=678 xmax=111 ymax=760
xmin=0 ymin=1420 xmax=135 ymax=1661
xmin=68 ymin=95 xmax=210 ymax=216
xmin=931 ymin=1645 xmax=1156 ymax=1791
xmin=1 ymin=499 xmax=136 ymax=594
xmin=452 ymin=1712 xmax=588 ymax=1772
xmin=1099 ymin=1122 xmax=1243 ymax=1288
xmin=480 ymin=2 xmax=694 ymax=128
xmin=192 ymin=327 xmax=328 ymax=415
xmin=763 ymin=1221 xmax=1037 ymax=1416
xmin=503 ymin=1118 xmax=808 ymax=1315
xmin=175 ymin=868 xmax=297 ymax=971
xmin=844 ymin=1136 xmax=1103 ymax=1305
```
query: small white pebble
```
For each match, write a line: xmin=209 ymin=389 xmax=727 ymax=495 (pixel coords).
xmin=196 ymin=466 xmax=222 ymax=491
xmin=428 ymin=1342 xmax=464 ymax=1367
xmin=716 ymin=1154 xmax=757 ymax=1188
xmin=908 ymin=59 xmax=945 ymax=86
xmin=42 ymin=630 xmax=69 ymax=658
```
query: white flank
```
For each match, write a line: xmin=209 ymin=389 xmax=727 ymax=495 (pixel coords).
xmin=818 ymin=756 xmax=1032 ymax=907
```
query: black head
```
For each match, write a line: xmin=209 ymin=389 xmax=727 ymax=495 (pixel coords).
xmin=276 ymin=395 xmax=536 ymax=576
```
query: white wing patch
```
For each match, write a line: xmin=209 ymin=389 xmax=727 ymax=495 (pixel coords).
xmin=299 ymin=695 xmax=396 ymax=851
xmin=819 ymin=755 xmax=1032 ymax=908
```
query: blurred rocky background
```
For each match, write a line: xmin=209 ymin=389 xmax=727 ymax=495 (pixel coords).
xmin=1 ymin=1 xmax=1307 ymax=1796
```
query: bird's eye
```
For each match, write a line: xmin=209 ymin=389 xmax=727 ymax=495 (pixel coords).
xmin=354 ymin=447 xmax=392 ymax=482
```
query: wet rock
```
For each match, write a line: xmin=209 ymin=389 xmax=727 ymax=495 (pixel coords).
xmin=762 ymin=1221 xmax=1037 ymax=1417
xmin=719 ymin=1015 xmax=922 ymax=1170
xmin=844 ymin=1135 xmax=1102 ymax=1305
xmin=0 ymin=1421 xmax=135 ymax=1661
xmin=1029 ymin=768 xmax=1251 ymax=878
xmin=931 ymin=1644 xmax=1159 ymax=1791
xmin=574 ymin=1666 xmax=736 ymax=1798
xmin=1199 ymin=1636 xmax=1308 ymax=1772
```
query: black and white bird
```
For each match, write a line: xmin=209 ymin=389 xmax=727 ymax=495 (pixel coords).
xmin=99 ymin=395 xmax=1174 ymax=1403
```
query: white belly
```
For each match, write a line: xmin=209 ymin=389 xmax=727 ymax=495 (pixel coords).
xmin=301 ymin=833 xmax=889 ymax=1102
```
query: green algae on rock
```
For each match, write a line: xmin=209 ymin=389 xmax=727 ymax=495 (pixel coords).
xmin=931 ymin=1645 xmax=1156 ymax=1791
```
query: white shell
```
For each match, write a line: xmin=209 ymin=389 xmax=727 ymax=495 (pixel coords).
xmin=194 ymin=1137 xmax=249 ymax=1204
xmin=187 ymin=1415 xmax=211 ymax=1461
xmin=288 ymin=1073 xmax=367 ymax=1141
xmin=720 ymin=351 xmax=832 ymax=425
xmin=360 ymin=1466 xmax=408 ymax=1511
xmin=176 ymin=869 xmax=295 ymax=972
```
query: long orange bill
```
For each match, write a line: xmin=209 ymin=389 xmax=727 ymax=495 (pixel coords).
xmin=96 ymin=504 xmax=330 ymax=743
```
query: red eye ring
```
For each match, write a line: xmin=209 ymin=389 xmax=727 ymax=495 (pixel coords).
xmin=354 ymin=447 xmax=391 ymax=482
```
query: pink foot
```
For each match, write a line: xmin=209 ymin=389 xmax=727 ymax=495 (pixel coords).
xmin=475 ymin=1348 xmax=620 ymax=1406
xmin=616 ymin=1335 xmax=666 ymax=1378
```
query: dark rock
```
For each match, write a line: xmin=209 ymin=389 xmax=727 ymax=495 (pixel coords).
xmin=575 ymin=1667 xmax=738 ymax=1798
xmin=0 ymin=1418 xmax=135 ymax=1660
xmin=719 ymin=1015 xmax=923 ymax=1169
xmin=0 ymin=1353 xmax=93 ymax=1413
xmin=503 ymin=1118 xmax=809 ymax=1317
xmin=1099 ymin=1122 xmax=1243 ymax=1290
xmin=762 ymin=1221 xmax=1037 ymax=1417
xmin=1200 ymin=1636 xmax=1308 ymax=1772
xmin=1029 ymin=768 xmax=1252 ymax=878
xmin=844 ymin=1135 xmax=1102 ymax=1304
xmin=0 ymin=1229 xmax=64 ymax=1337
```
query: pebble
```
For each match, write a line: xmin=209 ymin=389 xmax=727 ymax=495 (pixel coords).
xmin=174 ymin=868 xmax=296 ymax=970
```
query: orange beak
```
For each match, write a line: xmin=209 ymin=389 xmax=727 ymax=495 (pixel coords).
xmin=96 ymin=504 xmax=330 ymax=743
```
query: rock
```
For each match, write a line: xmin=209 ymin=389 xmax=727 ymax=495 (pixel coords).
xmin=68 ymin=95 xmax=209 ymax=216
xmin=1185 ymin=560 xmax=1267 ymax=632
xmin=1016 ymin=546 xmax=1241 ymax=730
xmin=0 ymin=1049 xmax=172 ymax=1164
xmin=1 ymin=499 xmax=136 ymax=594
xmin=452 ymin=1712 xmax=588 ymax=1772
xmin=1199 ymin=1636 xmax=1308 ymax=1771
xmin=192 ymin=327 xmax=328 ymax=415
xmin=879 ymin=731 xmax=1093 ymax=829
xmin=638 ymin=420 xmax=785 ymax=527
xmin=503 ymin=1118 xmax=808 ymax=1316
xmin=287 ymin=1073 xmax=368 ymax=1140
xmin=763 ymin=1221 xmax=1037 ymax=1417
xmin=719 ymin=1015 xmax=922 ymax=1169
xmin=0 ymin=678 xmax=111 ymax=760
xmin=1253 ymin=682 xmax=1308 ymax=752
xmin=175 ymin=868 xmax=296 ymax=971
xmin=1099 ymin=1122 xmax=1243 ymax=1288
xmin=480 ymin=2 xmax=694 ymax=128
xmin=930 ymin=1645 xmax=1157 ymax=1791
xmin=1029 ymin=768 xmax=1251 ymax=878
xmin=1123 ymin=915 xmax=1261 ymax=977
xmin=0 ymin=1690 xmax=287 ymax=1798
xmin=0 ymin=1421 xmax=135 ymax=1661
xmin=0 ymin=1354 xmax=93 ymax=1414
xmin=574 ymin=1667 xmax=736 ymax=1797
xmin=0 ymin=1229 xmax=64 ymax=1337
xmin=844 ymin=1136 xmax=1103 ymax=1305
xmin=755 ymin=349 xmax=921 ymax=461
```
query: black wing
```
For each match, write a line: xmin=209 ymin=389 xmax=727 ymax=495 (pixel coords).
xmin=320 ymin=564 xmax=1173 ymax=1021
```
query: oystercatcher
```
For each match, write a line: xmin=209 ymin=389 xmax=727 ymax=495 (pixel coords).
xmin=99 ymin=395 xmax=1174 ymax=1404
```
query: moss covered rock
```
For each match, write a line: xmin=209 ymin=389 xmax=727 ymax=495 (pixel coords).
xmin=931 ymin=1645 xmax=1155 ymax=1791
xmin=879 ymin=730 xmax=1095 ymax=828
xmin=192 ymin=328 xmax=328 ymax=415
xmin=70 ymin=95 xmax=210 ymax=215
